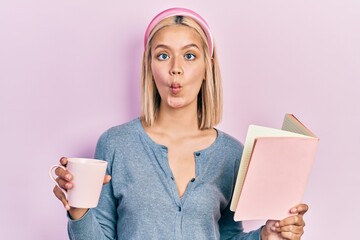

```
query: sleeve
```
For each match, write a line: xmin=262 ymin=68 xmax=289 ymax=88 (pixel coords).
xmin=67 ymin=130 xmax=118 ymax=240
xmin=219 ymin=203 xmax=263 ymax=240
xmin=219 ymin=136 xmax=263 ymax=240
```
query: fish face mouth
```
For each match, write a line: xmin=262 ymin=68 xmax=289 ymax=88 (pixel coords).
xmin=170 ymin=83 xmax=181 ymax=94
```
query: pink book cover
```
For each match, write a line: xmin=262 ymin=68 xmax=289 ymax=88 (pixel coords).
xmin=234 ymin=136 xmax=319 ymax=221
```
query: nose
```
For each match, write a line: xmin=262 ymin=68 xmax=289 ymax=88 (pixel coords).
xmin=170 ymin=69 xmax=182 ymax=75
xmin=169 ymin=57 xmax=183 ymax=76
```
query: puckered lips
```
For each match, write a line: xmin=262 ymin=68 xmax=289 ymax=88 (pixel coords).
xmin=170 ymin=82 xmax=181 ymax=95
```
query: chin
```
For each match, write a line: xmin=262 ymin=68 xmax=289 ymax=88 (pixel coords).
xmin=168 ymin=98 xmax=185 ymax=108
xmin=169 ymin=103 xmax=184 ymax=108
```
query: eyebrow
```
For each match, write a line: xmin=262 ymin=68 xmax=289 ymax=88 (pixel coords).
xmin=153 ymin=43 xmax=200 ymax=51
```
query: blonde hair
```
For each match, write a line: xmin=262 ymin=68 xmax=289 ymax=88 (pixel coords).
xmin=141 ymin=16 xmax=222 ymax=129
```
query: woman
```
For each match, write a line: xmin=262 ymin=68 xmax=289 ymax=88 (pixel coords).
xmin=53 ymin=7 xmax=308 ymax=240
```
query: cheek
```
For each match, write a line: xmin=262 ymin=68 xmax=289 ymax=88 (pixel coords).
xmin=187 ymin=64 xmax=206 ymax=80
xmin=151 ymin=63 xmax=166 ymax=82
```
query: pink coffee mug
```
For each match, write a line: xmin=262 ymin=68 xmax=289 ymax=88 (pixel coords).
xmin=49 ymin=158 xmax=108 ymax=208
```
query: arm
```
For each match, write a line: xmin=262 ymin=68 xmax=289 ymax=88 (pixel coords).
xmin=219 ymin=202 xmax=262 ymax=240
xmin=217 ymin=138 xmax=262 ymax=240
xmin=220 ymin=133 xmax=308 ymax=240
xmin=67 ymin=131 xmax=118 ymax=240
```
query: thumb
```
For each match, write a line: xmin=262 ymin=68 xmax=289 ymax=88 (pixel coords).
xmin=103 ymin=175 xmax=111 ymax=185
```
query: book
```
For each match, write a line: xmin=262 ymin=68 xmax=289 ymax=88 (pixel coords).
xmin=230 ymin=113 xmax=319 ymax=221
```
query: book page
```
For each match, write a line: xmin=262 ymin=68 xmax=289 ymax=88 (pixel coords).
xmin=230 ymin=124 xmax=312 ymax=211
xmin=282 ymin=114 xmax=317 ymax=137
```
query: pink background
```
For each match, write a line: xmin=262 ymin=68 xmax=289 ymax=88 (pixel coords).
xmin=1 ymin=0 xmax=359 ymax=239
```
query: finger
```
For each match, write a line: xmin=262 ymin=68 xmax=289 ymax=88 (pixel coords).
xmin=278 ymin=215 xmax=305 ymax=227
xmin=276 ymin=224 xmax=304 ymax=235
xmin=103 ymin=175 xmax=111 ymax=185
xmin=55 ymin=166 xmax=72 ymax=181
xmin=60 ymin=157 xmax=68 ymax=166
xmin=290 ymin=203 xmax=309 ymax=215
xmin=265 ymin=219 xmax=277 ymax=232
xmin=53 ymin=186 xmax=70 ymax=210
xmin=280 ymin=230 xmax=303 ymax=240
xmin=56 ymin=177 xmax=73 ymax=190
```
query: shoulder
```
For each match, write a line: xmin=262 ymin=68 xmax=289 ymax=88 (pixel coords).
xmin=96 ymin=118 xmax=141 ymax=148
xmin=216 ymin=129 xmax=244 ymax=156
xmin=105 ymin=118 xmax=140 ymax=137
xmin=216 ymin=129 xmax=244 ymax=153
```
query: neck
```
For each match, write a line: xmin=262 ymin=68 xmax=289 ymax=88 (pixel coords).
xmin=153 ymin=103 xmax=200 ymax=136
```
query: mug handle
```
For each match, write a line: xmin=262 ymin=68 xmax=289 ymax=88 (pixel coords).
xmin=49 ymin=165 xmax=68 ymax=199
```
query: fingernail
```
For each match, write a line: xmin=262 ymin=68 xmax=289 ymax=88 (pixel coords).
xmin=271 ymin=226 xmax=276 ymax=231
xmin=65 ymin=204 xmax=70 ymax=210
xmin=65 ymin=174 xmax=71 ymax=181
xmin=275 ymin=222 xmax=280 ymax=227
xmin=61 ymin=158 xmax=67 ymax=165
xmin=65 ymin=183 xmax=71 ymax=188
xmin=290 ymin=208 xmax=297 ymax=213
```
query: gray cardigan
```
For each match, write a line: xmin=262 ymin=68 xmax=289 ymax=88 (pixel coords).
xmin=68 ymin=118 xmax=262 ymax=240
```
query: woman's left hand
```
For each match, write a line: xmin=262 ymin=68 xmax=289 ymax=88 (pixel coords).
xmin=261 ymin=203 xmax=308 ymax=240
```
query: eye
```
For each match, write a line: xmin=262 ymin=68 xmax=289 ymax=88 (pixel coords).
xmin=184 ymin=53 xmax=196 ymax=61
xmin=157 ymin=53 xmax=169 ymax=61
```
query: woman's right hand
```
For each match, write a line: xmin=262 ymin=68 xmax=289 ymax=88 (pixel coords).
xmin=52 ymin=157 xmax=111 ymax=220
xmin=52 ymin=157 xmax=73 ymax=211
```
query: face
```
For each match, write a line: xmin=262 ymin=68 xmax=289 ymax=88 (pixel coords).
xmin=150 ymin=25 xmax=206 ymax=110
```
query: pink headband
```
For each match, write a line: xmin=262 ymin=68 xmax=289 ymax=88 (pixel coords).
xmin=144 ymin=7 xmax=214 ymax=56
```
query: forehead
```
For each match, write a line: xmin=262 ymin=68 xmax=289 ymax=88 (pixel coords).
xmin=151 ymin=25 xmax=203 ymax=47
